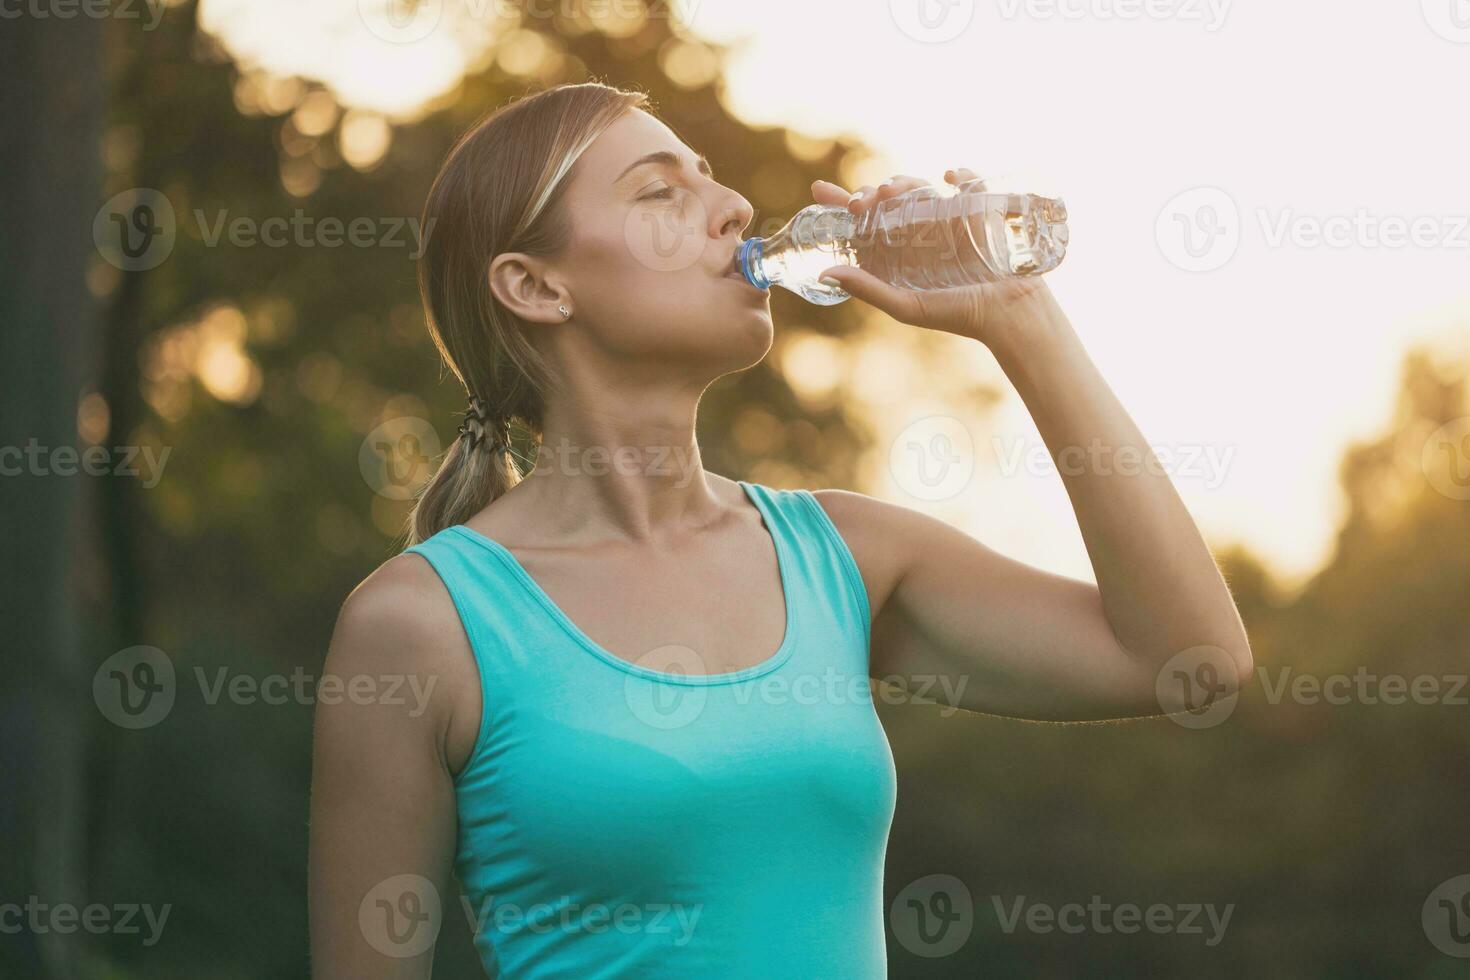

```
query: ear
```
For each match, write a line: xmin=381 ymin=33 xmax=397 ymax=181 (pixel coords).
xmin=488 ymin=252 xmax=569 ymax=325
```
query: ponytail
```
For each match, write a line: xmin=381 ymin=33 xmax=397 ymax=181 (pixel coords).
xmin=404 ymin=81 xmax=649 ymax=544
xmin=408 ymin=431 xmax=521 ymax=545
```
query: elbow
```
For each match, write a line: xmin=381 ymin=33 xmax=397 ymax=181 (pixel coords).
xmin=1229 ymin=640 xmax=1254 ymax=691
xmin=1217 ymin=622 xmax=1255 ymax=691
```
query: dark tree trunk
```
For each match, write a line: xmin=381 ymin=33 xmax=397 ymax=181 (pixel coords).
xmin=0 ymin=13 xmax=107 ymax=980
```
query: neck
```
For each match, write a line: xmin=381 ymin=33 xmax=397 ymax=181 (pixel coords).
xmin=515 ymin=379 xmax=721 ymax=543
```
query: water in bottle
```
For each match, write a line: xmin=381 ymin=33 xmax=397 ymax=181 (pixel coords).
xmin=735 ymin=177 xmax=1068 ymax=306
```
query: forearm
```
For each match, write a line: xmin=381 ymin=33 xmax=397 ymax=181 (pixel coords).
xmin=987 ymin=294 xmax=1251 ymax=675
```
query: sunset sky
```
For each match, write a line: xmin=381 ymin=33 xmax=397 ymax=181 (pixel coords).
xmin=197 ymin=0 xmax=1470 ymax=586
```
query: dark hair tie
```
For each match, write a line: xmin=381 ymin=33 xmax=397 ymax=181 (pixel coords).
xmin=457 ymin=395 xmax=511 ymax=454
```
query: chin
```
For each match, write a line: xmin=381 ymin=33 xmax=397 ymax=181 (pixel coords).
xmin=726 ymin=307 xmax=774 ymax=371
xmin=681 ymin=307 xmax=769 ymax=377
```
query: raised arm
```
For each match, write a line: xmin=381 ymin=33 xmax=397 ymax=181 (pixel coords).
xmin=814 ymin=172 xmax=1252 ymax=722
xmin=309 ymin=556 xmax=480 ymax=977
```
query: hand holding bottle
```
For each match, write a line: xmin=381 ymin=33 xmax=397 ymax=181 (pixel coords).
xmin=811 ymin=168 xmax=1067 ymax=350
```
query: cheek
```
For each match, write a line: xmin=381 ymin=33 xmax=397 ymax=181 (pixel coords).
xmin=617 ymin=202 xmax=717 ymax=279
xmin=578 ymin=225 xmax=721 ymax=315
xmin=567 ymin=223 xmax=767 ymax=357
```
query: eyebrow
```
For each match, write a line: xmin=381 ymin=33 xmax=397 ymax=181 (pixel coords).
xmin=614 ymin=150 xmax=714 ymax=186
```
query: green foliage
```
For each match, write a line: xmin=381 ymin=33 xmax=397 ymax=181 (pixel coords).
xmin=80 ymin=4 xmax=1470 ymax=978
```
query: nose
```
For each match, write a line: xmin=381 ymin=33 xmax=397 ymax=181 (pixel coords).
xmin=710 ymin=186 xmax=754 ymax=241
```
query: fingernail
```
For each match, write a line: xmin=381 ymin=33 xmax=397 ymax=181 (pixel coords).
xmin=847 ymin=190 xmax=864 ymax=204
xmin=820 ymin=276 xmax=842 ymax=288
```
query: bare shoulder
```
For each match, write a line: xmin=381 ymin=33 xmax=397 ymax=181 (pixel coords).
xmin=324 ymin=552 xmax=479 ymax=741
xmin=333 ymin=553 xmax=463 ymax=665
xmin=809 ymin=486 xmax=949 ymax=545
xmin=807 ymin=488 xmax=946 ymax=614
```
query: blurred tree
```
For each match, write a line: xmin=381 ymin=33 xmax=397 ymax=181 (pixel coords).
xmin=16 ymin=0 xmax=1467 ymax=976
xmin=0 ymin=12 xmax=106 ymax=980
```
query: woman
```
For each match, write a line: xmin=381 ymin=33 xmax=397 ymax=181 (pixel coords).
xmin=309 ymin=81 xmax=1252 ymax=978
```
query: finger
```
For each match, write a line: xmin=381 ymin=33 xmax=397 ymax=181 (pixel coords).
xmin=871 ymin=175 xmax=929 ymax=204
xmin=811 ymin=179 xmax=851 ymax=207
xmin=818 ymin=265 xmax=924 ymax=322
xmin=846 ymin=185 xmax=877 ymax=213
xmin=944 ymin=168 xmax=980 ymax=186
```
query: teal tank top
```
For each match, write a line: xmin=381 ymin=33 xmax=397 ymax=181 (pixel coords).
xmin=405 ymin=481 xmax=897 ymax=977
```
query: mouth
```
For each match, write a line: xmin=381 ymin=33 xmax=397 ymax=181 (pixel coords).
xmin=723 ymin=246 xmax=743 ymax=280
xmin=722 ymin=243 xmax=763 ymax=290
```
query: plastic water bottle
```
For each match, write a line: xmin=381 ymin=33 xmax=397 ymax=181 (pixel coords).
xmin=735 ymin=177 xmax=1068 ymax=306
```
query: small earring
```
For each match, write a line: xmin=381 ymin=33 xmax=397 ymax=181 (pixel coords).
xmin=558 ymin=304 xmax=571 ymax=319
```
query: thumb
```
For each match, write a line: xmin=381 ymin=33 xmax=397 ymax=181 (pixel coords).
xmin=819 ymin=265 xmax=923 ymax=322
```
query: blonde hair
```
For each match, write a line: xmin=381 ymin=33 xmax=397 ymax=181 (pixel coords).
xmin=408 ymin=81 xmax=649 ymax=544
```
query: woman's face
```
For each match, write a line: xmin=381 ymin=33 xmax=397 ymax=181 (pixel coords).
xmin=537 ymin=109 xmax=772 ymax=376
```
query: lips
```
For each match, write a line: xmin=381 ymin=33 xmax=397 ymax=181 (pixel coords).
xmin=723 ymin=243 xmax=759 ymax=287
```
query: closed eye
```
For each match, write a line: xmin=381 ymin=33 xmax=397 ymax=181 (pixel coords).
xmin=639 ymin=186 xmax=676 ymax=201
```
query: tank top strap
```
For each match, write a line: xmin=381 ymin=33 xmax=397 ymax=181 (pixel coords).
xmin=402 ymin=482 xmax=875 ymax=744
xmin=404 ymin=526 xmax=567 ymax=769
xmin=404 ymin=525 xmax=546 ymax=659
xmin=737 ymin=481 xmax=873 ymax=661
